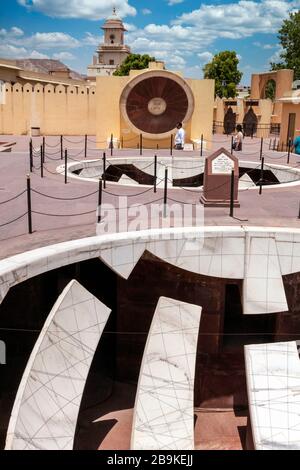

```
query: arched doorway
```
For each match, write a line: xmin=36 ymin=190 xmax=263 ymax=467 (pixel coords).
xmin=223 ymin=107 xmax=236 ymax=135
xmin=243 ymin=107 xmax=258 ymax=136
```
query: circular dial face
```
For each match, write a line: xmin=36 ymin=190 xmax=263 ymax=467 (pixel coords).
xmin=147 ymin=97 xmax=167 ymax=115
xmin=126 ymin=76 xmax=189 ymax=134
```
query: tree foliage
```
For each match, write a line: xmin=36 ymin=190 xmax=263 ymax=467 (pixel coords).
xmin=113 ymin=54 xmax=156 ymax=76
xmin=265 ymin=79 xmax=276 ymax=101
xmin=203 ymin=51 xmax=243 ymax=98
xmin=270 ymin=11 xmax=300 ymax=80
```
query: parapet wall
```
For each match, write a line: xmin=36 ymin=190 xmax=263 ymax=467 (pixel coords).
xmin=0 ymin=83 xmax=96 ymax=135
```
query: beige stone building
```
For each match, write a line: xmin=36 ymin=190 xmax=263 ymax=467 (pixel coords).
xmin=0 ymin=58 xmax=86 ymax=87
xmin=278 ymin=88 xmax=300 ymax=148
xmin=0 ymin=60 xmax=214 ymax=148
xmin=213 ymin=69 xmax=294 ymax=139
xmin=87 ymin=8 xmax=131 ymax=78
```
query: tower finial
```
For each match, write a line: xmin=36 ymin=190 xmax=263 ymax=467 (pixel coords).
xmin=113 ymin=6 xmax=116 ymax=15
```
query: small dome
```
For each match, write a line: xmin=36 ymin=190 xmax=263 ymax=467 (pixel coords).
xmin=106 ymin=8 xmax=122 ymax=22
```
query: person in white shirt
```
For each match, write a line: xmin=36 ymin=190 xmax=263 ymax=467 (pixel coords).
xmin=174 ymin=122 xmax=185 ymax=150
xmin=233 ymin=124 xmax=244 ymax=151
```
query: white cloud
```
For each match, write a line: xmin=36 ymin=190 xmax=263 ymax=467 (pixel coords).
xmin=197 ymin=52 xmax=213 ymax=63
xmin=25 ymin=32 xmax=80 ymax=49
xmin=17 ymin=0 xmax=136 ymax=20
xmin=173 ymin=0 xmax=300 ymax=39
xmin=168 ymin=0 xmax=185 ymax=5
xmin=28 ymin=50 xmax=49 ymax=59
xmin=0 ymin=44 xmax=27 ymax=59
xmin=10 ymin=27 xmax=24 ymax=37
xmin=253 ymin=41 xmax=277 ymax=50
xmin=269 ymin=47 xmax=284 ymax=63
xmin=141 ymin=8 xmax=152 ymax=15
xmin=52 ymin=51 xmax=76 ymax=61
xmin=0 ymin=30 xmax=80 ymax=50
xmin=123 ymin=23 xmax=137 ymax=32
xmin=0 ymin=27 xmax=24 ymax=39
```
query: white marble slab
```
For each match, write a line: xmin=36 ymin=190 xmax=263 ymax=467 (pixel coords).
xmin=244 ymin=235 xmax=288 ymax=314
xmin=131 ymin=297 xmax=201 ymax=450
xmin=5 ymin=280 xmax=111 ymax=450
xmin=239 ymin=173 xmax=256 ymax=189
xmin=245 ymin=341 xmax=300 ymax=450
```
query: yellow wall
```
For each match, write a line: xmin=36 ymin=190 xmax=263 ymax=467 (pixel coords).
xmin=0 ymin=82 xmax=96 ymax=135
xmin=280 ymin=102 xmax=300 ymax=145
xmin=187 ymin=78 xmax=214 ymax=150
xmin=256 ymin=99 xmax=273 ymax=138
xmin=96 ymin=75 xmax=127 ymax=147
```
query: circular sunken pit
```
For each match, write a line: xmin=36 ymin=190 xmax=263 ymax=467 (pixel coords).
xmin=63 ymin=157 xmax=300 ymax=191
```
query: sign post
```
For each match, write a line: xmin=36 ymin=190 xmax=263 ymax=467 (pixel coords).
xmin=200 ymin=147 xmax=240 ymax=208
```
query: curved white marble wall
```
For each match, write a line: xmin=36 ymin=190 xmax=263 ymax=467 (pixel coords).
xmin=5 ymin=280 xmax=111 ymax=450
xmin=245 ymin=341 xmax=300 ymax=450
xmin=0 ymin=227 xmax=300 ymax=314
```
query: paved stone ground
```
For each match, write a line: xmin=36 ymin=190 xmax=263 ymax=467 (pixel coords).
xmin=0 ymin=133 xmax=299 ymax=259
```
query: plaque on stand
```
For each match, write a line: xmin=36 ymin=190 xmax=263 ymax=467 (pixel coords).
xmin=200 ymin=147 xmax=240 ymax=207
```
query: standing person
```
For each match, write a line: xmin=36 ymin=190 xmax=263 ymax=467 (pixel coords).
xmin=293 ymin=129 xmax=300 ymax=156
xmin=174 ymin=122 xmax=185 ymax=150
xmin=233 ymin=124 xmax=244 ymax=151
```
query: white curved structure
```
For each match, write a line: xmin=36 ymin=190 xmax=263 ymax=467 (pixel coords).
xmin=63 ymin=158 xmax=300 ymax=191
xmin=5 ymin=280 xmax=111 ymax=450
xmin=131 ymin=297 xmax=201 ymax=450
xmin=245 ymin=341 xmax=300 ymax=450
xmin=0 ymin=227 xmax=300 ymax=314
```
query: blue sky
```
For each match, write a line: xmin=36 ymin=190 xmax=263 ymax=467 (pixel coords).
xmin=0 ymin=0 xmax=299 ymax=84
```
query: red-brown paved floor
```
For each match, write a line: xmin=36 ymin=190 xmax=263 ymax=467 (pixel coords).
xmin=75 ymin=381 xmax=247 ymax=450
xmin=0 ymin=134 xmax=299 ymax=259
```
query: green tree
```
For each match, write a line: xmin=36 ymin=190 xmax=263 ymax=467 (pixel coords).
xmin=113 ymin=54 xmax=156 ymax=76
xmin=265 ymin=79 xmax=276 ymax=101
xmin=203 ymin=51 xmax=243 ymax=98
xmin=270 ymin=11 xmax=300 ymax=80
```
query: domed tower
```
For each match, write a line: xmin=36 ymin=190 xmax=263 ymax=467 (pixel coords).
xmin=87 ymin=8 xmax=131 ymax=78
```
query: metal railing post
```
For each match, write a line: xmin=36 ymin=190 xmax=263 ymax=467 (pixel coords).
xmin=84 ymin=134 xmax=87 ymax=159
xmin=29 ymin=138 xmax=33 ymax=173
xmin=140 ymin=134 xmax=143 ymax=156
xmin=259 ymin=156 xmax=264 ymax=195
xmin=64 ymin=149 xmax=68 ymax=184
xmin=40 ymin=145 xmax=44 ymax=178
xmin=163 ymin=167 xmax=168 ymax=218
xmin=60 ymin=135 xmax=63 ymax=160
xmin=200 ymin=134 xmax=203 ymax=157
xmin=260 ymin=137 xmax=263 ymax=161
xmin=103 ymin=152 xmax=106 ymax=189
xmin=97 ymin=178 xmax=103 ymax=224
xmin=26 ymin=174 xmax=33 ymax=234
xmin=154 ymin=155 xmax=157 ymax=193
xmin=229 ymin=169 xmax=234 ymax=217
xmin=110 ymin=134 xmax=113 ymax=157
